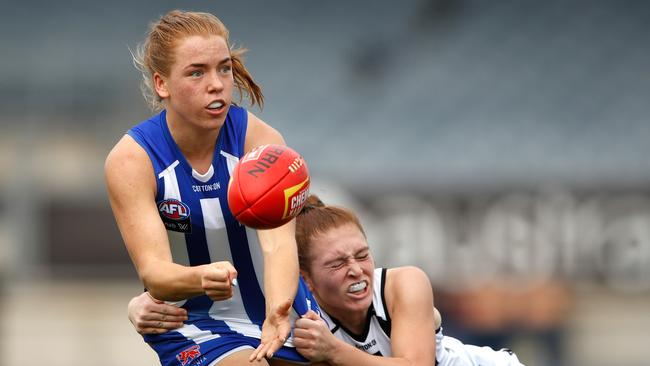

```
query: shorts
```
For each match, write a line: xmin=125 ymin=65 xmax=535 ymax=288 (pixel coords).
xmin=145 ymin=326 xmax=309 ymax=366
xmin=437 ymin=332 xmax=525 ymax=366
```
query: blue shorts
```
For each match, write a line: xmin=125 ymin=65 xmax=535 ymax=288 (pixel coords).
xmin=144 ymin=280 xmax=318 ymax=365
xmin=145 ymin=331 xmax=308 ymax=365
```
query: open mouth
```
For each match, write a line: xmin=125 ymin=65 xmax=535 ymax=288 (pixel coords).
xmin=207 ymin=100 xmax=224 ymax=110
xmin=347 ymin=281 xmax=368 ymax=294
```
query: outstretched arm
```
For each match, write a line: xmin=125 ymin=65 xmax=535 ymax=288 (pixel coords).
xmin=244 ymin=113 xmax=301 ymax=361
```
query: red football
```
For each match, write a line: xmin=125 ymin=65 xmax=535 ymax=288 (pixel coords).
xmin=227 ymin=144 xmax=310 ymax=229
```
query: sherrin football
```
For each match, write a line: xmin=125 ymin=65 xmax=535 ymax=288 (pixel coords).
xmin=227 ymin=144 xmax=310 ymax=229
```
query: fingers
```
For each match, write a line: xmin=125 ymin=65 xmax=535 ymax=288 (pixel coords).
xmin=303 ymin=309 xmax=320 ymax=320
xmin=135 ymin=306 xmax=188 ymax=335
xmin=141 ymin=312 xmax=187 ymax=323
xmin=249 ymin=342 xmax=268 ymax=362
xmin=294 ymin=317 xmax=311 ymax=329
xmin=204 ymin=286 xmax=233 ymax=301
xmin=202 ymin=267 xmax=231 ymax=285
xmin=221 ymin=261 xmax=238 ymax=283
xmin=212 ymin=261 xmax=238 ymax=283
xmin=202 ymin=262 xmax=239 ymax=301
xmin=139 ymin=319 xmax=185 ymax=331
xmin=151 ymin=303 xmax=187 ymax=317
xmin=265 ymin=338 xmax=282 ymax=359
xmin=248 ymin=338 xmax=283 ymax=362
xmin=292 ymin=327 xmax=310 ymax=339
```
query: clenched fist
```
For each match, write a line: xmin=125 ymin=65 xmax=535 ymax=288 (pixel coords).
xmin=201 ymin=261 xmax=238 ymax=301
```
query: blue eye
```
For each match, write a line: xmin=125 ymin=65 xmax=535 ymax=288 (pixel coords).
xmin=190 ymin=70 xmax=203 ymax=77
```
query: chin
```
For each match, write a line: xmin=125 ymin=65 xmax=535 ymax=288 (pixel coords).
xmin=347 ymin=294 xmax=373 ymax=310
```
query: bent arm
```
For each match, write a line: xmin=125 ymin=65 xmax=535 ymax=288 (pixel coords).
xmin=105 ymin=135 xmax=207 ymax=300
xmin=384 ymin=266 xmax=436 ymax=366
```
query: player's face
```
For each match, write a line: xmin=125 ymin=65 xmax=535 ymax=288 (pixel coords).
xmin=303 ymin=223 xmax=375 ymax=319
xmin=156 ymin=34 xmax=234 ymax=130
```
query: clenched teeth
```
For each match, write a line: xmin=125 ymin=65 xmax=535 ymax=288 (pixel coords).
xmin=348 ymin=281 xmax=367 ymax=293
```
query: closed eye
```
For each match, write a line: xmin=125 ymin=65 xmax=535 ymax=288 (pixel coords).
xmin=355 ymin=249 xmax=370 ymax=260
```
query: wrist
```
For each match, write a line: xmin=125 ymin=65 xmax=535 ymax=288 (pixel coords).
xmin=326 ymin=338 xmax=349 ymax=365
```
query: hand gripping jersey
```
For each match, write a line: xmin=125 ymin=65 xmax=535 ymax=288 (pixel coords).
xmin=127 ymin=106 xmax=318 ymax=365
xmin=321 ymin=268 xmax=524 ymax=366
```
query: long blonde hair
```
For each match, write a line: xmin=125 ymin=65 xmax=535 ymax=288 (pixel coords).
xmin=132 ymin=10 xmax=264 ymax=111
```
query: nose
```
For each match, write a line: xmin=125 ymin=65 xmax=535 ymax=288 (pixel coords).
xmin=207 ymin=70 xmax=224 ymax=92
xmin=347 ymin=261 xmax=362 ymax=277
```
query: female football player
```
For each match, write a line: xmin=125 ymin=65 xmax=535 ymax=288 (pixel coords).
xmin=129 ymin=195 xmax=524 ymax=365
xmin=106 ymin=10 xmax=316 ymax=365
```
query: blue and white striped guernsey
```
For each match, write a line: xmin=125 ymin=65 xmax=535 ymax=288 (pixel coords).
xmin=127 ymin=105 xmax=317 ymax=365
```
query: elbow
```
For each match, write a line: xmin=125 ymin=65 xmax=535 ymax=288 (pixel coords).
xmin=139 ymin=265 xmax=164 ymax=299
xmin=141 ymin=276 xmax=172 ymax=301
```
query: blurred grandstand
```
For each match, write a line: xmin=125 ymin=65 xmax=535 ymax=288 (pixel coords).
xmin=1 ymin=0 xmax=649 ymax=365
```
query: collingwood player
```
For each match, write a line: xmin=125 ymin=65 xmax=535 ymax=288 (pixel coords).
xmin=129 ymin=195 xmax=524 ymax=365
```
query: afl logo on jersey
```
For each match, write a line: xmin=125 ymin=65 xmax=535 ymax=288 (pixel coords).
xmin=157 ymin=199 xmax=192 ymax=233
xmin=158 ymin=199 xmax=190 ymax=220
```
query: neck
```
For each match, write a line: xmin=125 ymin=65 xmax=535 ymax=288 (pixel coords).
xmin=166 ymin=110 xmax=221 ymax=173
xmin=320 ymin=301 xmax=369 ymax=335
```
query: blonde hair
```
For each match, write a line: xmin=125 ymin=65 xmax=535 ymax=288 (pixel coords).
xmin=295 ymin=195 xmax=366 ymax=273
xmin=132 ymin=10 xmax=264 ymax=111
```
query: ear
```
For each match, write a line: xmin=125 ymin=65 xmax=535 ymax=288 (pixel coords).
xmin=300 ymin=270 xmax=315 ymax=293
xmin=153 ymin=72 xmax=170 ymax=99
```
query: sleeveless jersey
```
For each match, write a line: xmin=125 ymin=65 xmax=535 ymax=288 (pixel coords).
xmin=127 ymin=106 xmax=318 ymax=364
xmin=321 ymin=268 xmax=524 ymax=366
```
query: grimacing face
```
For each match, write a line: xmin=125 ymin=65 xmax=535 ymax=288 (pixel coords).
xmin=154 ymin=34 xmax=234 ymax=131
xmin=302 ymin=223 xmax=375 ymax=320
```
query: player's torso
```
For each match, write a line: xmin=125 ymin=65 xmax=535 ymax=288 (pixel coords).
xmin=128 ymin=107 xmax=270 ymax=326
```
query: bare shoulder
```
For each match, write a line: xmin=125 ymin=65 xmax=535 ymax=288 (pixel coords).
xmin=385 ymin=266 xmax=433 ymax=313
xmin=105 ymin=135 xmax=147 ymax=167
xmin=386 ymin=266 xmax=431 ymax=288
xmin=104 ymin=135 xmax=155 ymax=195
xmin=244 ymin=111 xmax=285 ymax=152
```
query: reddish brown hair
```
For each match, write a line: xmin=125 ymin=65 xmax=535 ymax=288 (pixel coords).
xmin=296 ymin=195 xmax=366 ymax=273
xmin=133 ymin=10 xmax=263 ymax=111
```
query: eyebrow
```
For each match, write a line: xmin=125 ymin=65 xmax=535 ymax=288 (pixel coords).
xmin=356 ymin=248 xmax=370 ymax=255
xmin=323 ymin=246 xmax=370 ymax=264
xmin=184 ymin=57 xmax=232 ymax=70
xmin=323 ymin=256 xmax=347 ymax=266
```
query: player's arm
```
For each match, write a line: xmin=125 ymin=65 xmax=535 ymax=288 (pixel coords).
xmin=293 ymin=267 xmax=435 ymax=366
xmin=384 ymin=266 xmax=436 ymax=365
xmin=245 ymin=112 xmax=301 ymax=361
xmin=105 ymin=136 xmax=236 ymax=301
